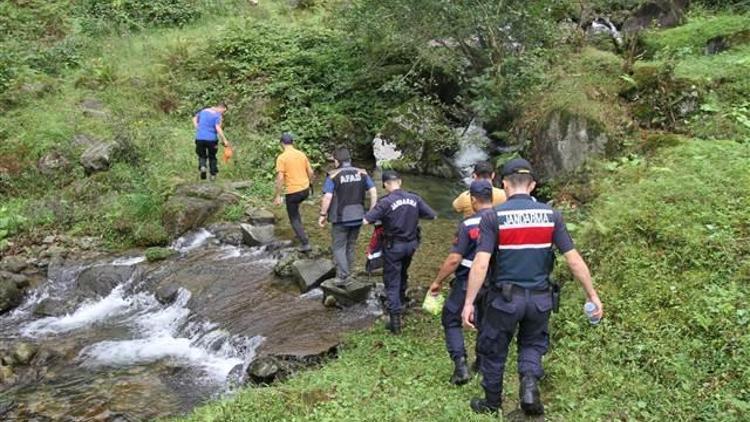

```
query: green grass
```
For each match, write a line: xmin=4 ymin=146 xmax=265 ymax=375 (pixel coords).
xmin=643 ymin=13 xmax=750 ymax=55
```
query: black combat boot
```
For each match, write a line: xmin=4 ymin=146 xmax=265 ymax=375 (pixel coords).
xmin=469 ymin=397 xmax=499 ymax=415
xmin=519 ymin=374 xmax=544 ymax=415
xmin=450 ymin=356 xmax=470 ymax=385
xmin=386 ymin=313 xmax=402 ymax=334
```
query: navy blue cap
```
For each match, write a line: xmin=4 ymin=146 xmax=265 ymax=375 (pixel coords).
xmin=469 ymin=180 xmax=493 ymax=199
xmin=381 ymin=170 xmax=401 ymax=183
xmin=280 ymin=133 xmax=294 ymax=144
xmin=502 ymin=158 xmax=534 ymax=179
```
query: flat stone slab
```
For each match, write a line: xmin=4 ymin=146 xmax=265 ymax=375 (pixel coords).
xmin=245 ymin=207 xmax=276 ymax=225
xmin=320 ymin=278 xmax=373 ymax=307
xmin=241 ymin=223 xmax=275 ymax=247
xmin=292 ymin=259 xmax=335 ymax=293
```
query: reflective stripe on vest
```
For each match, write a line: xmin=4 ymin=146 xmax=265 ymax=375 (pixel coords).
xmin=460 ymin=259 xmax=473 ymax=268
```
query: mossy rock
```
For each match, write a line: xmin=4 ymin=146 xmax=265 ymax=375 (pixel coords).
xmin=145 ymin=247 xmax=176 ymax=262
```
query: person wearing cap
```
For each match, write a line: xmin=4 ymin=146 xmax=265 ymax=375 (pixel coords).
xmin=274 ymin=133 xmax=314 ymax=252
xmin=428 ymin=180 xmax=495 ymax=386
xmin=318 ymin=147 xmax=378 ymax=281
xmin=363 ymin=170 xmax=437 ymax=334
xmin=452 ymin=161 xmax=506 ymax=218
xmin=461 ymin=158 xmax=604 ymax=416
xmin=192 ymin=101 xmax=230 ymax=181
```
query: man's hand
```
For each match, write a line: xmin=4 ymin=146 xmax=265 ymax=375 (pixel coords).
xmin=274 ymin=195 xmax=283 ymax=207
xmin=588 ymin=294 xmax=604 ymax=320
xmin=223 ymin=140 xmax=230 ymax=147
xmin=462 ymin=303 xmax=476 ymax=330
xmin=318 ymin=215 xmax=326 ymax=228
xmin=428 ymin=281 xmax=442 ymax=296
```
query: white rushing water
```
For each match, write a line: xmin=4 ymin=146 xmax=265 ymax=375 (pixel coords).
xmin=453 ymin=120 xmax=491 ymax=185
xmin=171 ymin=228 xmax=215 ymax=253
xmin=110 ymin=256 xmax=146 ymax=266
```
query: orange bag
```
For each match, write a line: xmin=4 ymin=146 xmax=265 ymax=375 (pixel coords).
xmin=222 ymin=144 xmax=234 ymax=163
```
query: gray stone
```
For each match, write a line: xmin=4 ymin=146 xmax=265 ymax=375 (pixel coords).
xmin=218 ymin=191 xmax=241 ymax=205
xmin=229 ymin=181 xmax=253 ymax=190
xmin=162 ymin=195 xmax=221 ymax=238
xmin=320 ymin=277 xmax=373 ymax=307
xmin=11 ymin=343 xmax=36 ymax=366
xmin=240 ymin=223 xmax=275 ymax=247
xmin=76 ymin=264 xmax=136 ymax=297
xmin=245 ymin=207 xmax=276 ymax=225
xmin=33 ymin=298 xmax=68 ymax=317
xmin=0 ymin=272 xmax=28 ymax=289
xmin=0 ymin=281 xmax=22 ymax=315
xmin=292 ymin=259 xmax=336 ymax=293
xmin=80 ymin=143 xmax=115 ymax=175
xmin=37 ymin=152 xmax=71 ymax=176
xmin=42 ymin=235 xmax=56 ymax=244
xmin=175 ymin=183 xmax=224 ymax=200
xmin=1 ymin=256 xmax=26 ymax=273
xmin=246 ymin=356 xmax=281 ymax=385
xmin=623 ymin=0 xmax=689 ymax=33
xmin=155 ymin=284 xmax=180 ymax=305
xmin=208 ymin=223 xmax=243 ymax=246
xmin=531 ymin=110 xmax=611 ymax=180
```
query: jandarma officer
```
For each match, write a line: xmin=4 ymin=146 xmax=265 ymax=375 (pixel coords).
xmin=363 ymin=170 xmax=437 ymax=334
xmin=461 ymin=158 xmax=604 ymax=416
xmin=429 ymin=180 xmax=495 ymax=385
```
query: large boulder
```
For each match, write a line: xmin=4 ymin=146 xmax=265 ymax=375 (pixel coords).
xmin=0 ymin=281 xmax=22 ymax=315
xmin=320 ymin=277 xmax=373 ymax=307
xmin=244 ymin=207 xmax=276 ymax=226
xmin=623 ymin=0 xmax=689 ymax=33
xmin=292 ymin=259 xmax=336 ymax=293
xmin=246 ymin=356 xmax=281 ymax=385
xmin=79 ymin=98 xmax=109 ymax=119
xmin=161 ymin=182 xmax=245 ymax=238
xmin=0 ymin=256 xmax=26 ymax=273
xmin=80 ymin=143 xmax=116 ymax=175
xmin=240 ymin=223 xmax=275 ymax=247
xmin=37 ymin=152 xmax=71 ymax=176
xmin=76 ymin=264 xmax=136 ymax=297
xmin=208 ymin=223 xmax=244 ymax=245
xmin=531 ymin=110 xmax=612 ymax=180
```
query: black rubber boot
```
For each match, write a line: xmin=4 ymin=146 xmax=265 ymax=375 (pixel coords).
xmin=386 ymin=313 xmax=401 ymax=335
xmin=450 ymin=356 xmax=471 ymax=385
xmin=469 ymin=397 xmax=499 ymax=415
xmin=519 ymin=374 xmax=544 ymax=415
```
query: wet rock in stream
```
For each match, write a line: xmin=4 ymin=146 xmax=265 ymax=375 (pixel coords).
xmin=76 ymin=264 xmax=137 ymax=297
xmin=292 ymin=259 xmax=336 ymax=293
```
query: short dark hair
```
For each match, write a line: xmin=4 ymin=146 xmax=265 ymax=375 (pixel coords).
xmin=504 ymin=173 xmax=534 ymax=187
xmin=334 ymin=146 xmax=351 ymax=164
xmin=470 ymin=190 xmax=493 ymax=203
xmin=473 ymin=161 xmax=495 ymax=178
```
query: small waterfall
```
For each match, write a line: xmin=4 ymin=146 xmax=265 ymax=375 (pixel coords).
xmin=171 ymin=228 xmax=214 ymax=253
xmin=453 ymin=119 xmax=491 ymax=185
xmin=590 ymin=17 xmax=624 ymax=47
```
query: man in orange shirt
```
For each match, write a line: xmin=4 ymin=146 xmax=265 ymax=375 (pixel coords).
xmin=452 ymin=161 xmax=506 ymax=217
xmin=274 ymin=133 xmax=314 ymax=252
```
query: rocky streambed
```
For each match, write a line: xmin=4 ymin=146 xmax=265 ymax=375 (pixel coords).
xmin=0 ymin=227 xmax=381 ymax=420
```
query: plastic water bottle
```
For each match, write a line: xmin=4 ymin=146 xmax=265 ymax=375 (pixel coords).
xmin=584 ymin=302 xmax=601 ymax=325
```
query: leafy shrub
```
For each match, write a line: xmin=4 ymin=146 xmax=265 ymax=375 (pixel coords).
xmin=78 ymin=0 xmax=201 ymax=33
xmin=0 ymin=206 xmax=27 ymax=249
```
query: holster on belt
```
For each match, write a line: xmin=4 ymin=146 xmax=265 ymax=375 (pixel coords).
xmin=550 ymin=281 xmax=561 ymax=313
xmin=501 ymin=283 xmax=513 ymax=302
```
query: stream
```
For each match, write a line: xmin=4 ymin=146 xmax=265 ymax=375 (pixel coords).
xmin=0 ymin=175 xmax=464 ymax=421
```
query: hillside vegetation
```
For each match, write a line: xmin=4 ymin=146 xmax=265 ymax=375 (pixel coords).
xmin=1 ymin=0 xmax=749 ymax=420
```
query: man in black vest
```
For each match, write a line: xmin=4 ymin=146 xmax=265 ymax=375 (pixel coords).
xmin=319 ymin=147 xmax=378 ymax=281
xmin=364 ymin=170 xmax=437 ymax=334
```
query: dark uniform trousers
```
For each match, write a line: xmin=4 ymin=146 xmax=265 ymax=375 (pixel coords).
xmin=441 ymin=281 xmax=486 ymax=362
xmin=478 ymin=286 xmax=552 ymax=398
xmin=382 ymin=239 xmax=418 ymax=315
